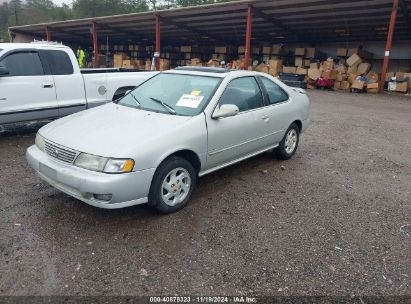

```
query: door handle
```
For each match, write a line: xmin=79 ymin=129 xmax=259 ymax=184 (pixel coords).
xmin=42 ymin=84 xmax=54 ymax=88
xmin=0 ymin=98 xmax=6 ymax=101
xmin=262 ymin=115 xmax=270 ymax=122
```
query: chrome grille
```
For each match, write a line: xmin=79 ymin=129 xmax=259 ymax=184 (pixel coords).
xmin=45 ymin=141 xmax=78 ymax=164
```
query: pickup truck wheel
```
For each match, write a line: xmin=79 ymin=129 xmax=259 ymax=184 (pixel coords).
xmin=148 ymin=156 xmax=196 ymax=213
xmin=275 ymin=123 xmax=300 ymax=160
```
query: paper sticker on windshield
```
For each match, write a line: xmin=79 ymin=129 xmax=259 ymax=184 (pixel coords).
xmin=176 ymin=94 xmax=204 ymax=108
xmin=191 ymin=90 xmax=201 ymax=96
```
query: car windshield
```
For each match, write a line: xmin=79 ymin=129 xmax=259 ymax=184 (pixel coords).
xmin=118 ymin=73 xmax=221 ymax=116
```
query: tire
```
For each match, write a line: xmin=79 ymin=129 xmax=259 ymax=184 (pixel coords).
xmin=275 ymin=123 xmax=300 ymax=160
xmin=148 ymin=156 xmax=197 ymax=214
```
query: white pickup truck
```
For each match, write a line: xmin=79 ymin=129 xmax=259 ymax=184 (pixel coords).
xmin=0 ymin=42 xmax=157 ymax=125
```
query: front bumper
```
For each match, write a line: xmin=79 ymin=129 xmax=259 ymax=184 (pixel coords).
xmin=26 ymin=145 xmax=155 ymax=209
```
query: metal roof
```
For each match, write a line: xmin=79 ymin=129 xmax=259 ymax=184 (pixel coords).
xmin=9 ymin=0 xmax=411 ymax=45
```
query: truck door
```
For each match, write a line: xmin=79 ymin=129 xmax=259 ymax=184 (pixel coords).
xmin=0 ymin=50 xmax=58 ymax=125
xmin=39 ymin=49 xmax=87 ymax=117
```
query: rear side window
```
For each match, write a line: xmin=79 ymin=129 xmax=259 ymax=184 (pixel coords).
xmin=43 ymin=50 xmax=73 ymax=75
xmin=0 ymin=52 xmax=44 ymax=76
xmin=261 ymin=77 xmax=289 ymax=104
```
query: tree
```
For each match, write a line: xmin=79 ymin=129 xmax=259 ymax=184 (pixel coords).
xmin=9 ymin=0 xmax=23 ymax=26
xmin=24 ymin=0 xmax=56 ymax=24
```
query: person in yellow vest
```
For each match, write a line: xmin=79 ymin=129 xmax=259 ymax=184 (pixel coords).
xmin=76 ymin=46 xmax=85 ymax=68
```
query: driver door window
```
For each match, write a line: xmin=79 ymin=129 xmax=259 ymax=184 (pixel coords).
xmin=1 ymin=52 xmax=44 ymax=76
xmin=219 ymin=77 xmax=263 ymax=112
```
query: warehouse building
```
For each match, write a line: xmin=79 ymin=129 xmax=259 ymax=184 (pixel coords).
xmin=8 ymin=0 xmax=411 ymax=93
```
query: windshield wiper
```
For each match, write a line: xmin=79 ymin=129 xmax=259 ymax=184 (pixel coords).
xmin=129 ymin=93 xmax=142 ymax=108
xmin=149 ymin=97 xmax=176 ymax=115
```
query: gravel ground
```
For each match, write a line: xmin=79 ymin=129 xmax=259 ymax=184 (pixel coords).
xmin=0 ymin=91 xmax=410 ymax=297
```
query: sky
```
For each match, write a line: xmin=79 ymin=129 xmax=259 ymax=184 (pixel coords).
xmin=52 ymin=0 xmax=72 ymax=5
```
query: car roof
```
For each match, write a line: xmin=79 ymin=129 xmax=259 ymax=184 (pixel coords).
xmin=0 ymin=42 xmax=71 ymax=51
xmin=165 ymin=67 xmax=260 ymax=78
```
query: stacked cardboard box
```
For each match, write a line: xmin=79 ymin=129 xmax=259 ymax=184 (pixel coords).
xmin=322 ymin=58 xmax=334 ymax=71
xmin=232 ymin=59 xmax=245 ymax=70
xmin=261 ymin=44 xmax=284 ymax=63
xmin=262 ymin=44 xmax=283 ymax=55
xmin=351 ymin=79 xmax=366 ymax=91
xmin=114 ymin=52 xmax=127 ymax=68
xmin=337 ymin=48 xmax=348 ymax=57
xmin=113 ymin=45 xmax=124 ymax=51
xmin=188 ymin=58 xmax=203 ymax=67
xmin=333 ymin=64 xmax=350 ymax=92
xmin=295 ymin=48 xmax=305 ymax=57
xmin=211 ymin=54 xmax=226 ymax=61
xmin=305 ymin=48 xmax=317 ymax=59
xmin=294 ymin=47 xmax=305 ymax=67
xmin=238 ymin=46 xmax=260 ymax=55
xmin=346 ymin=53 xmax=362 ymax=68
xmin=255 ymin=59 xmax=283 ymax=77
xmin=159 ymin=59 xmax=170 ymax=71
xmin=181 ymin=46 xmax=196 ymax=53
xmin=283 ymin=66 xmax=297 ymax=74
xmin=180 ymin=46 xmax=206 ymax=65
xmin=207 ymin=59 xmax=220 ymax=67
xmin=267 ymin=59 xmax=283 ymax=76
xmin=293 ymin=47 xmax=325 ymax=68
xmin=122 ymin=59 xmax=145 ymax=69
xmin=226 ymin=43 xmax=411 ymax=94
xmin=296 ymin=67 xmax=307 ymax=75
xmin=256 ymin=63 xmax=269 ymax=74
xmin=388 ymin=72 xmax=409 ymax=93
xmin=366 ymin=82 xmax=379 ymax=93
xmin=404 ymin=73 xmax=411 ymax=91
xmin=337 ymin=47 xmax=373 ymax=59
xmin=145 ymin=59 xmax=152 ymax=71
xmin=295 ymin=57 xmax=304 ymax=67
xmin=343 ymin=53 xmax=377 ymax=93
xmin=215 ymin=46 xmax=235 ymax=54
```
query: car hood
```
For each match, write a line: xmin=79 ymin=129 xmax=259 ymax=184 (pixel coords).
xmin=39 ymin=103 xmax=193 ymax=157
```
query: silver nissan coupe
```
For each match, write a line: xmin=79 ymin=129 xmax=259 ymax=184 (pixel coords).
xmin=26 ymin=67 xmax=309 ymax=213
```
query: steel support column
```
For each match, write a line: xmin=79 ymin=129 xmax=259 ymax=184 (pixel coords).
xmin=92 ymin=22 xmax=99 ymax=68
xmin=244 ymin=4 xmax=253 ymax=70
xmin=379 ymin=0 xmax=399 ymax=92
xmin=155 ymin=15 xmax=161 ymax=71
xmin=45 ymin=26 xmax=51 ymax=42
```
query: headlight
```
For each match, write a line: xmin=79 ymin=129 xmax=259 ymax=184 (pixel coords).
xmin=74 ymin=153 xmax=134 ymax=174
xmin=35 ymin=133 xmax=45 ymax=152
xmin=74 ymin=153 xmax=108 ymax=172
xmin=104 ymin=159 xmax=134 ymax=173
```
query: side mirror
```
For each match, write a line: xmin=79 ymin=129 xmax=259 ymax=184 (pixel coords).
xmin=0 ymin=64 xmax=9 ymax=76
xmin=212 ymin=104 xmax=239 ymax=119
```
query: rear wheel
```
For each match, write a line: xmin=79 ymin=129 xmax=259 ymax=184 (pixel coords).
xmin=148 ymin=156 xmax=196 ymax=213
xmin=275 ymin=123 xmax=300 ymax=160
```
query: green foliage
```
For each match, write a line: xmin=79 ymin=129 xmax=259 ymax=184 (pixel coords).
xmin=71 ymin=0 xmax=149 ymax=18
xmin=0 ymin=0 xmax=237 ymax=42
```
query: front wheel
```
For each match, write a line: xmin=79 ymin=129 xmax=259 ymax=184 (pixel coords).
xmin=275 ymin=123 xmax=300 ymax=160
xmin=148 ymin=156 xmax=196 ymax=213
